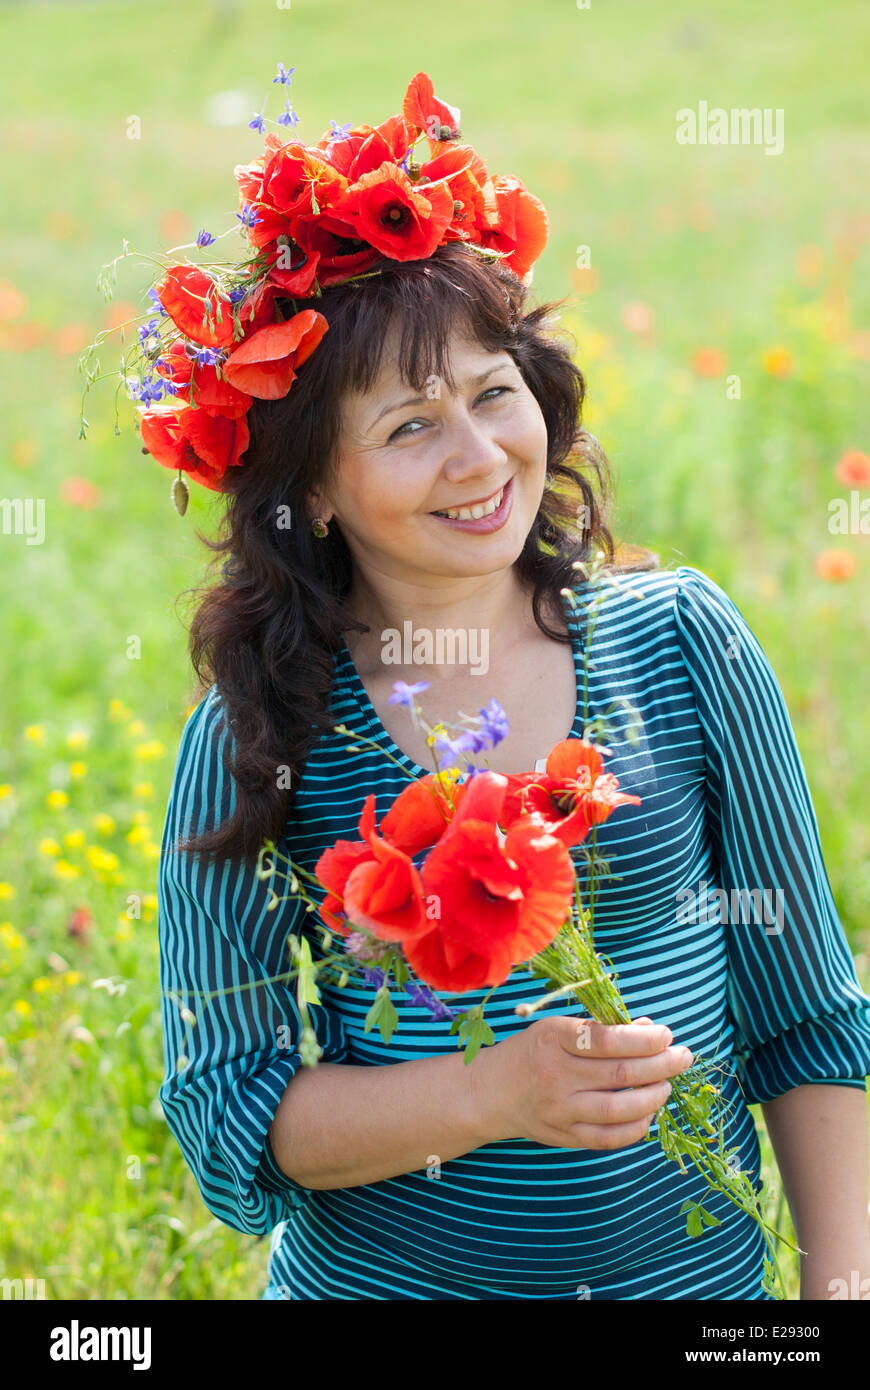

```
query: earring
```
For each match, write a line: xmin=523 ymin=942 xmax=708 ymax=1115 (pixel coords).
xmin=311 ymin=516 xmax=329 ymax=539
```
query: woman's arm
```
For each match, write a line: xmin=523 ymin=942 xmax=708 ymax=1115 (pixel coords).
xmin=268 ymin=1015 xmax=691 ymax=1189
xmin=761 ymin=1083 xmax=870 ymax=1300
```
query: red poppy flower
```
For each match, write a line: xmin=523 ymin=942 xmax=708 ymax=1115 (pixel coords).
xmin=139 ymin=403 xmax=249 ymax=491
xmin=158 ymin=341 xmax=252 ymax=419
xmin=315 ymin=793 xmax=428 ymax=941
xmin=156 ymin=266 xmax=237 ymax=350
xmin=221 ymin=309 xmax=329 ymax=399
xmin=262 ymin=239 xmax=321 ymax=297
xmin=501 ymin=739 xmax=641 ymax=848
xmin=316 ymin=115 xmax=418 ymax=182
xmin=248 ymin=142 xmax=349 ymax=252
xmin=404 ymin=772 xmax=575 ymax=992
xmin=378 ymin=773 xmax=468 ymax=857
xmin=402 ymin=71 xmax=461 ymax=148
xmin=478 ymin=175 xmax=549 ymax=282
xmin=418 ymin=144 xmax=488 ymax=243
xmin=292 ymin=210 xmax=382 ymax=286
xmin=329 ymin=163 xmax=455 ymax=261
xmin=342 ymin=832 xmax=429 ymax=943
xmin=315 ymin=841 xmax=375 ymax=935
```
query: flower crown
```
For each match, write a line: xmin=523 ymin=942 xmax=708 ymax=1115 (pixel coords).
xmin=83 ymin=66 xmax=549 ymax=512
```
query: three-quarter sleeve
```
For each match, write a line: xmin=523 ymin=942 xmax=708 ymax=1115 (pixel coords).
xmin=156 ymin=688 xmax=351 ymax=1236
xmin=672 ymin=565 xmax=870 ymax=1104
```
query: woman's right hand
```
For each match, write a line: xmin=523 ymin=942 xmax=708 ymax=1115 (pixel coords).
xmin=476 ymin=1014 xmax=695 ymax=1151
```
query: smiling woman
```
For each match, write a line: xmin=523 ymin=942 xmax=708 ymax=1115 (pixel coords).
xmin=153 ymin=68 xmax=870 ymax=1305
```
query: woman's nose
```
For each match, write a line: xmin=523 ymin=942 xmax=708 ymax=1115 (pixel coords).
xmin=438 ymin=405 xmax=508 ymax=477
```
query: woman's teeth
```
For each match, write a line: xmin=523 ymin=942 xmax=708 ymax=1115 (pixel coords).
xmin=433 ymin=485 xmax=505 ymax=521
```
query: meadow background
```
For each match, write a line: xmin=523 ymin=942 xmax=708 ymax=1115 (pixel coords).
xmin=1 ymin=0 xmax=868 ymax=1300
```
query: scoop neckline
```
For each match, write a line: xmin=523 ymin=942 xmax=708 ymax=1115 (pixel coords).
xmin=333 ymin=583 xmax=591 ymax=781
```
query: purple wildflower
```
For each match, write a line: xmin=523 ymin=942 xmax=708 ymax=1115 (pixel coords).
xmin=273 ymin=63 xmax=295 ymax=85
xmin=196 ymin=229 xmax=216 ymax=247
xmin=361 ymin=966 xmax=384 ymax=990
xmin=147 ymin=288 xmax=167 ymax=317
xmin=237 ymin=202 xmax=262 ymax=230
xmin=405 ymin=981 xmax=455 ymax=1022
xmin=137 ymin=318 xmax=161 ymax=348
xmin=388 ymin=679 xmax=430 ymax=709
xmin=187 ymin=345 xmax=225 ymax=368
xmin=327 ymin=119 xmax=353 ymax=143
xmin=432 ymin=728 xmax=479 ymax=769
xmin=248 ymin=110 xmax=266 ymax=134
xmin=277 ymin=103 xmax=300 ymax=130
xmin=477 ymin=698 xmax=509 ymax=749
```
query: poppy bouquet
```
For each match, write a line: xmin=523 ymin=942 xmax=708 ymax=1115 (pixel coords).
xmin=254 ymin=569 xmax=799 ymax=1299
xmin=78 ymin=64 xmax=548 ymax=506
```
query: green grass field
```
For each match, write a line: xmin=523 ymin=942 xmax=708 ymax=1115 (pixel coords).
xmin=1 ymin=0 xmax=868 ymax=1300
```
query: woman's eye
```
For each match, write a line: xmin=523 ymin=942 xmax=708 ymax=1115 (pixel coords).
xmin=388 ymin=385 xmax=515 ymax=441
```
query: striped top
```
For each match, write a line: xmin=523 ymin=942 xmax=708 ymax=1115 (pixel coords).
xmin=157 ymin=564 xmax=870 ymax=1300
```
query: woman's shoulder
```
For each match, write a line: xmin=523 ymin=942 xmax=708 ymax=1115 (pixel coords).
xmin=569 ymin=561 xmax=727 ymax=628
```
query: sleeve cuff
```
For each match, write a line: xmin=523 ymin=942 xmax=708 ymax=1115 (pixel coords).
xmin=734 ymin=1009 xmax=870 ymax=1104
xmin=254 ymin=1060 xmax=314 ymax=1214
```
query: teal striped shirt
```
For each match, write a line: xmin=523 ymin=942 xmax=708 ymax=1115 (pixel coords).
xmin=157 ymin=564 xmax=870 ymax=1300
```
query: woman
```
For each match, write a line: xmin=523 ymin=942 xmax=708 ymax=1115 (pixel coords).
xmin=149 ymin=73 xmax=870 ymax=1300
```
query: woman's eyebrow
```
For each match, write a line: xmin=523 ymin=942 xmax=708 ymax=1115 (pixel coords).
xmin=366 ymin=360 xmax=515 ymax=432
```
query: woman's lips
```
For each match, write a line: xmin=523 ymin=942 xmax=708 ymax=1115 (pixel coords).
xmin=428 ymin=477 xmax=514 ymax=534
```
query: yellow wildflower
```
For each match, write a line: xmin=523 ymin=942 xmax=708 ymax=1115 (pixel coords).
xmin=86 ymin=845 xmax=119 ymax=873
xmin=24 ymin=724 xmax=46 ymax=744
xmin=54 ymin=860 xmax=81 ymax=881
xmin=0 ymin=923 xmax=24 ymax=950
xmin=762 ymin=345 xmax=794 ymax=378
xmin=128 ymin=719 xmax=147 ymax=738
xmin=63 ymin=971 xmax=82 ymax=987
xmin=0 ymin=883 xmax=16 ymax=901
xmin=115 ymin=920 xmax=134 ymax=943
xmin=133 ymin=782 xmax=154 ymax=799
xmin=63 ymin=829 xmax=85 ymax=849
xmin=13 ymin=1000 xmax=31 ymax=1016
xmin=93 ymin=813 xmax=116 ymax=836
xmin=32 ymin=976 xmax=52 ymax=994
xmin=108 ymin=698 xmax=132 ymax=722
xmin=143 ymin=843 xmax=160 ymax=860
xmin=47 ymin=790 xmax=69 ymax=810
xmin=131 ymin=809 xmax=151 ymax=826
xmin=66 ymin=730 xmax=89 ymax=750
xmin=39 ymin=838 xmax=61 ymax=857
xmin=134 ymin=740 xmax=165 ymax=761
xmin=68 ymin=761 xmax=88 ymax=781
xmin=0 ymin=784 xmax=12 ymax=800
xmin=126 ymin=824 xmax=149 ymax=846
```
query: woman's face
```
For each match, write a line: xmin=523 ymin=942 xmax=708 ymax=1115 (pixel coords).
xmin=314 ymin=319 xmax=550 ymax=585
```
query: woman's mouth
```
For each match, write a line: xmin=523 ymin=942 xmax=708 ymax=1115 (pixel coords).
xmin=429 ymin=477 xmax=514 ymax=533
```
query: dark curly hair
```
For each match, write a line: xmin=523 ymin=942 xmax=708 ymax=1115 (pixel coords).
xmin=175 ymin=239 xmax=658 ymax=863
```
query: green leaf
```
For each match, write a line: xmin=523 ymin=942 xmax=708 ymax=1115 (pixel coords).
xmin=686 ymin=1206 xmax=703 ymax=1238
xmin=457 ymin=1007 xmax=495 ymax=1065
xmin=364 ymin=987 xmax=398 ymax=1045
xmin=699 ymin=1206 xmax=722 ymax=1229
